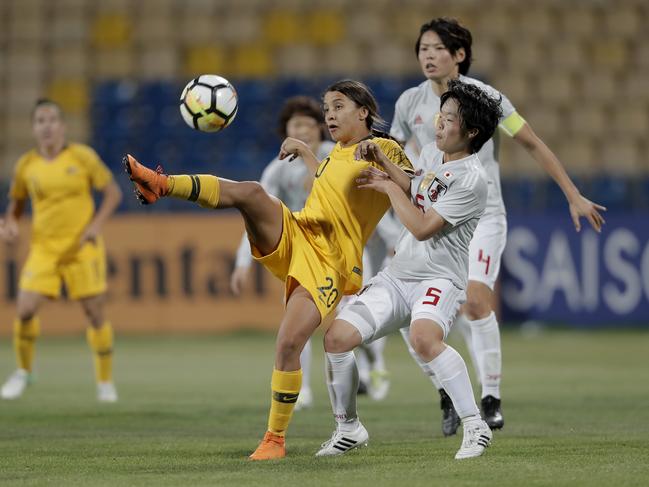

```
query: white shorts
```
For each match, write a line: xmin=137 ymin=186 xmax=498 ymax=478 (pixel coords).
xmin=336 ymin=269 xmax=466 ymax=343
xmin=468 ymin=214 xmax=507 ymax=290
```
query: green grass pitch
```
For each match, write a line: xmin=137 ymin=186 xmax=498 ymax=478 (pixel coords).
xmin=1 ymin=328 xmax=648 ymax=486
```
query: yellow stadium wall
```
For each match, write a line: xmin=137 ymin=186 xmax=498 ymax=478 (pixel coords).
xmin=0 ymin=214 xmax=286 ymax=336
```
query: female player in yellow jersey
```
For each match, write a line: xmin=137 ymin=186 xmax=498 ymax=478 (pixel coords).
xmin=0 ymin=99 xmax=123 ymax=402
xmin=124 ymin=80 xmax=414 ymax=460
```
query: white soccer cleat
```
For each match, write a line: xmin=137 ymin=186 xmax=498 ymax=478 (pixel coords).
xmin=97 ymin=382 xmax=118 ymax=403
xmin=455 ymin=419 xmax=492 ymax=459
xmin=368 ymin=370 xmax=390 ymax=401
xmin=294 ymin=387 xmax=313 ymax=411
xmin=1 ymin=369 xmax=30 ymax=400
xmin=315 ymin=422 xmax=369 ymax=457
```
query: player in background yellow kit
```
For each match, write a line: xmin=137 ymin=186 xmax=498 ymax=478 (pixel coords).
xmin=0 ymin=99 xmax=123 ymax=402
xmin=124 ymin=80 xmax=413 ymax=460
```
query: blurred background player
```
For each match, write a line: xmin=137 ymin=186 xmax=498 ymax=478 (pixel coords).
xmin=0 ymin=99 xmax=123 ymax=402
xmin=124 ymin=80 xmax=413 ymax=460
xmin=390 ymin=17 xmax=607 ymax=434
xmin=230 ymin=96 xmax=393 ymax=409
xmin=318 ymin=79 xmax=500 ymax=459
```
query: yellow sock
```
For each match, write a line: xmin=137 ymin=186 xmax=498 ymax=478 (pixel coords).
xmin=13 ymin=317 xmax=40 ymax=372
xmin=267 ymin=368 xmax=302 ymax=437
xmin=168 ymin=174 xmax=220 ymax=208
xmin=86 ymin=322 xmax=114 ymax=383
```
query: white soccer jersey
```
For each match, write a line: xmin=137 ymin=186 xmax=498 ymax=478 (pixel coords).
xmin=235 ymin=141 xmax=335 ymax=267
xmin=388 ymin=145 xmax=488 ymax=290
xmin=390 ymin=75 xmax=517 ymax=218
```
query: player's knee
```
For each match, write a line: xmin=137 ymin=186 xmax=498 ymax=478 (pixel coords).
xmin=86 ymin=313 xmax=104 ymax=328
xmin=464 ymin=294 xmax=491 ymax=320
xmin=408 ymin=329 xmax=429 ymax=358
xmin=16 ymin=300 xmax=38 ymax=321
xmin=17 ymin=308 xmax=37 ymax=321
xmin=81 ymin=300 xmax=104 ymax=327
xmin=276 ymin=334 xmax=303 ymax=359
xmin=409 ymin=328 xmax=443 ymax=362
xmin=237 ymin=181 xmax=265 ymax=206
xmin=323 ymin=326 xmax=358 ymax=353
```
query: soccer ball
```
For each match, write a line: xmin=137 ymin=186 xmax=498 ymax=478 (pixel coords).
xmin=179 ymin=75 xmax=238 ymax=132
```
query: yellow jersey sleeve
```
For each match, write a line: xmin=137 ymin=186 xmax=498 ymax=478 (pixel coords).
xmin=9 ymin=153 xmax=31 ymax=200
xmin=374 ymin=137 xmax=414 ymax=175
xmin=72 ymin=144 xmax=113 ymax=190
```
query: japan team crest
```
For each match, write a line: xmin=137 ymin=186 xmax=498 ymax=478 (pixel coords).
xmin=418 ymin=173 xmax=448 ymax=203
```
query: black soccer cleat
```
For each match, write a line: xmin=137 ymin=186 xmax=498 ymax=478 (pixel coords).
xmin=439 ymin=389 xmax=461 ymax=437
xmin=481 ymin=395 xmax=504 ymax=430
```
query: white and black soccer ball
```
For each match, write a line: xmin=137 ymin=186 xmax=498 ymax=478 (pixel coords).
xmin=179 ymin=75 xmax=238 ymax=132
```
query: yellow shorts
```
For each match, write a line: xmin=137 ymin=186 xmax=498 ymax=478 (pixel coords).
xmin=19 ymin=237 xmax=107 ymax=300
xmin=252 ymin=204 xmax=348 ymax=319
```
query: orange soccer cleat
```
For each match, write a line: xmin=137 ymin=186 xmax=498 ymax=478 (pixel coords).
xmin=249 ymin=431 xmax=286 ymax=461
xmin=123 ymin=154 xmax=169 ymax=205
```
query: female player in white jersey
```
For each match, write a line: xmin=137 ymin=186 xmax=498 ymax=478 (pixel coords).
xmin=390 ymin=17 xmax=606 ymax=434
xmin=316 ymin=79 xmax=502 ymax=459
xmin=230 ymin=97 xmax=392 ymax=410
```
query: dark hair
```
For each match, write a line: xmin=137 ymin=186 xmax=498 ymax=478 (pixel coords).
xmin=323 ymin=79 xmax=391 ymax=138
xmin=32 ymin=98 xmax=63 ymax=120
xmin=440 ymin=79 xmax=502 ymax=154
xmin=415 ymin=17 xmax=472 ymax=76
xmin=277 ymin=96 xmax=327 ymax=140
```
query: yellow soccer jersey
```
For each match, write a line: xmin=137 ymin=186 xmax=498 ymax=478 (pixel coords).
xmin=10 ymin=143 xmax=113 ymax=256
xmin=295 ymin=136 xmax=413 ymax=293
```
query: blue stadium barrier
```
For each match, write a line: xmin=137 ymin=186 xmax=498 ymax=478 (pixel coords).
xmin=501 ymin=212 xmax=649 ymax=326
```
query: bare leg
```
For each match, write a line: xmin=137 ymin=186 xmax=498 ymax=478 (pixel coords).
xmin=1 ymin=291 xmax=47 ymax=399
xmin=16 ymin=290 xmax=46 ymax=322
xmin=275 ymin=286 xmax=321 ymax=371
xmin=80 ymin=294 xmax=105 ymax=328
xmin=13 ymin=290 xmax=46 ymax=372
xmin=215 ymin=180 xmax=284 ymax=256
xmin=250 ymin=285 xmax=322 ymax=460
xmin=81 ymin=293 xmax=115 ymax=395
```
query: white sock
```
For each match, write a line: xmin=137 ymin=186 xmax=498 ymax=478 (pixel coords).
xmin=364 ymin=336 xmax=387 ymax=372
xmin=399 ymin=327 xmax=444 ymax=390
xmin=470 ymin=312 xmax=501 ymax=399
xmin=454 ymin=313 xmax=481 ymax=385
xmin=355 ymin=348 xmax=371 ymax=385
xmin=300 ymin=337 xmax=312 ymax=395
xmin=325 ymin=351 xmax=359 ymax=432
xmin=426 ymin=346 xmax=480 ymax=419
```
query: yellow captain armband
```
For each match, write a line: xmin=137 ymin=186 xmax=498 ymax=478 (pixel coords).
xmin=499 ymin=112 xmax=527 ymax=137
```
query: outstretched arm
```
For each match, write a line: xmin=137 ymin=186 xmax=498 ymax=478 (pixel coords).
xmin=513 ymin=123 xmax=606 ymax=232
xmin=357 ymin=167 xmax=445 ymax=241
